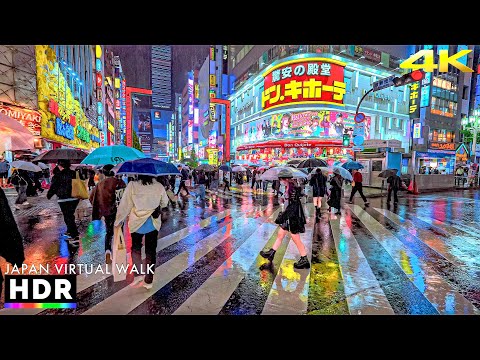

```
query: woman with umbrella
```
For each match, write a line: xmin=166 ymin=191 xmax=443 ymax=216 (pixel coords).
xmin=327 ymin=168 xmax=344 ymax=215
xmin=115 ymin=174 xmax=169 ymax=289
xmin=47 ymin=160 xmax=81 ymax=245
xmin=259 ymin=169 xmax=309 ymax=269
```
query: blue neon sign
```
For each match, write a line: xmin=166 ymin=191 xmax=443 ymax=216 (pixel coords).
xmin=55 ymin=118 xmax=74 ymax=140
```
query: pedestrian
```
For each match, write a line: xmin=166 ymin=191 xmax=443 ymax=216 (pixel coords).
xmin=33 ymin=170 xmax=44 ymax=194
xmin=169 ymin=174 xmax=176 ymax=193
xmin=272 ymin=179 xmax=282 ymax=195
xmin=259 ymin=170 xmax=309 ymax=269
xmin=327 ymin=170 xmax=343 ymax=215
xmin=88 ymin=169 xmax=96 ymax=190
xmin=192 ymin=169 xmax=197 ymax=187
xmin=251 ymin=169 xmax=257 ymax=189
xmin=309 ymin=168 xmax=327 ymax=216
xmin=205 ymin=171 xmax=211 ymax=190
xmin=263 ymin=177 xmax=269 ymax=192
xmin=223 ymin=173 xmax=230 ymax=191
xmin=8 ymin=168 xmax=32 ymax=210
xmin=42 ymin=166 xmax=51 ymax=186
xmin=255 ymin=172 xmax=262 ymax=191
xmin=0 ymin=187 xmax=25 ymax=298
xmin=0 ymin=155 xmax=10 ymax=188
xmin=115 ymin=175 xmax=169 ymax=289
xmin=387 ymin=172 xmax=401 ymax=204
xmin=176 ymin=165 xmax=190 ymax=196
xmin=26 ymin=171 xmax=38 ymax=197
xmin=46 ymin=159 xmax=81 ymax=245
xmin=89 ymin=164 xmax=126 ymax=264
xmin=212 ymin=170 xmax=219 ymax=191
xmin=246 ymin=168 xmax=252 ymax=183
xmin=348 ymin=169 xmax=369 ymax=206
xmin=196 ymin=170 xmax=206 ymax=202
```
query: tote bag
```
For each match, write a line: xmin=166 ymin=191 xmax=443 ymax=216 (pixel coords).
xmin=112 ymin=225 xmax=128 ymax=282
xmin=71 ymin=172 xmax=89 ymax=199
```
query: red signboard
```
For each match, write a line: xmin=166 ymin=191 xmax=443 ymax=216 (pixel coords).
xmin=96 ymin=72 xmax=102 ymax=88
xmin=261 ymin=58 xmax=346 ymax=111
xmin=0 ymin=105 xmax=42 ymax=136
xmin=48 ymin=99 xmax=60 ymax=116
xmin=236 ymin=139 xmax=342 ymax=151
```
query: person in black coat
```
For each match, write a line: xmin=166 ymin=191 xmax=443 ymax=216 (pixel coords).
xmin=47 ymin=160 xmax=80 ymax=245
xmin=0 ymin=187 xmax=25 ymax=298
xmin=309 ymin=168 xmax=327 ymax=217
xmin=327 ymin=173 xmax=343 ymax=215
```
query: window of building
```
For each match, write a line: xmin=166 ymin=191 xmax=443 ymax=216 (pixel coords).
xmin=375 ymin=116 xmax=381 ymax=132
xmin=463 ymin=85 xmax=469 ymax=100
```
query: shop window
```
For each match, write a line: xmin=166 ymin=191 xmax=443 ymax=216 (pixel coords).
xmin=375 ymin=116 xmax=381 ymax=132
xmin=371 ymin=160 xmax=383 ymax=171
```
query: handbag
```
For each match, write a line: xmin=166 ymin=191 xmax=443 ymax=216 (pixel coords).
xmin=71 ymin=172 xmax=89 ymax=199
xmin=112 ymin=225 xmax=127 ymax=282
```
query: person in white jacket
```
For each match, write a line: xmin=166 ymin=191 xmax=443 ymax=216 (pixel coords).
xmin=115 ymin=175 xmax=169 ymax=289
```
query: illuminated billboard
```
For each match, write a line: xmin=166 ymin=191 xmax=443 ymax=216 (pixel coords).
xmin=261 ymin=58 xmax=346 ymax=111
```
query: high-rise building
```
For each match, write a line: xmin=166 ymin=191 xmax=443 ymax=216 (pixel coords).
xmin=151 ymin=45 xmax=173 ymax=110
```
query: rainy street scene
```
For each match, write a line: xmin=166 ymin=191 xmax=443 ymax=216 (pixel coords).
xmin=1 ymin=44 xmax=480 ymax=315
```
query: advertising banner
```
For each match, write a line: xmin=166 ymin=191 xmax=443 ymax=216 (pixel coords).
xmin=233 ymin=109 xmax=371 ymax=148
xmin=133 ymin=109 xmax=153 ymax=153
xmin=261 ymin=58 xmax=346 ymax=111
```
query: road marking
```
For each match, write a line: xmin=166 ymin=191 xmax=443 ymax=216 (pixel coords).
xmin=83 ymin=211 xmax=274 ymax=315
xmin=330 ymin=212 xmax=394 ymax=315
xmin=174 ymin=210 xmax=280 ymax=315
xmin=350 ymin=204 xmax=478 ymax=315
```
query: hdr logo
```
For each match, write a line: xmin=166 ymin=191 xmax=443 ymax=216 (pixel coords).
xmin=4 ymin=275 xmax=77 ymax=309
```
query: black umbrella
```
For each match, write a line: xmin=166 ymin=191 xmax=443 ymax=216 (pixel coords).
xmin=287 ymin=159 xmax=302 ymax=165
xmin=32 ymin=149 xmax=88 ymax=164
xmin=296 ymin=158 xmax=328 ymax=168
xmin=378 ymin=169 xmax=398 ymax=178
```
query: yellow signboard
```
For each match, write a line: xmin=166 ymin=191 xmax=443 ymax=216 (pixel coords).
xmin=210 ymin=74 xmax=216 ymax=87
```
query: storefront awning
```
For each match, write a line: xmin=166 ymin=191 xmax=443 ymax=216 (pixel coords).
xmin=236 ymin=139 xmax=343 ymax=151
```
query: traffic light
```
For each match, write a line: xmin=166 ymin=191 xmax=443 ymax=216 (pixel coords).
xmin=342 ymin=134 xmax=350 ymax=146
xmin=392 ymin=70 xmax=424 ymax=87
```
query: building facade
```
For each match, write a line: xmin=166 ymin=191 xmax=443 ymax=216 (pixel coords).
xmin=229 ymin=46 xmax=412 ymax=178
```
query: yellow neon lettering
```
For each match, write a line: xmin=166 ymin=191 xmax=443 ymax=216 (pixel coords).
xmin=438 ymin=49 xmax=473 ymax=72
xmin=400 ymin=50 xmax=437 ymax=72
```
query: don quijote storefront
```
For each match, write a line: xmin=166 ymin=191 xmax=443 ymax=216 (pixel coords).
xmin=230 ymin=53 xmax=407 ymax=167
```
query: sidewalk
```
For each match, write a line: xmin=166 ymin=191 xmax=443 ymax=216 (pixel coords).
xmin=3 ymin=187 xmax=61 ymax=217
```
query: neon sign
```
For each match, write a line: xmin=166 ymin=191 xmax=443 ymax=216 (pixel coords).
xmin=55 ymin=118 xmax=74 ymax=140
xmin=261 ymin=58 xmax=346 ymax=111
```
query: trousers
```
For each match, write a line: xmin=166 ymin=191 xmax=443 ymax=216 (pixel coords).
xmin=131 ymin=230 xmax=158 ymax=284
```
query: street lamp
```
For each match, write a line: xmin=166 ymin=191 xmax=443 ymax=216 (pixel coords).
xmin=461 ymin=112 xmax=480 ymax=163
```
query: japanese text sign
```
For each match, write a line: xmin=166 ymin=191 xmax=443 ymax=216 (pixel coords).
xmin=408 ymin=81 xmax=421 ymax=119
xmin=261 ymin=58 xmax=346 ymax=111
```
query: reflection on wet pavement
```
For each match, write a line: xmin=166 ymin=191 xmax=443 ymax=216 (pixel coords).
xmin=1 ymin=187 xmax=480 ymax=315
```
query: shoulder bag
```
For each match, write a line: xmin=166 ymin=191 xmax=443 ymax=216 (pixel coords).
xmin=72 ymin=172 xmax=89 ymax=199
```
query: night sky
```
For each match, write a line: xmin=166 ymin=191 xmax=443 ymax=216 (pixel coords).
xmin=172 ymin=45 xmax=209 ymax=94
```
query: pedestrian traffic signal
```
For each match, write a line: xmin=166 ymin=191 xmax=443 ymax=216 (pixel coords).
xmin=343 ymin=134 xmax=350 ymax=146
xmin=392 ymin=70 xmax=425 ymax=87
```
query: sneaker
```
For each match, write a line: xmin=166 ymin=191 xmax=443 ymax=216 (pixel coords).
xmin=143 ymin=281 xmax=153 ymax=290
xmin=130 ymin=276 xmax=144 ymax=286
xmin=22 ymin=201 xmax=30 ymax=206
xmin=105 ymin=250 xmax=112 ymax=265
xmin=259 ymin=248 xmax=276 ymax=261
xmin=294 ymin=256 xmax=310 ymax=269
xmin=14 ymin=205 xmax=21 ymax=210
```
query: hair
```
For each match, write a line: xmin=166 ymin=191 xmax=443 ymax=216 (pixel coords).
xmin=57 ymin=159 xmax=71 ymax=169
xmin=138 ymin=175 xmax=154 ymax=185
xmin=316 ymin=168 xmax=322 ymax=174
xmin=102 ymin=164 xmax=115 ymax=177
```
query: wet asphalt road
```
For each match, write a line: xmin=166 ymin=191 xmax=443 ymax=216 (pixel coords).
xmin=1 ymin=185 xmax=480 ymax=315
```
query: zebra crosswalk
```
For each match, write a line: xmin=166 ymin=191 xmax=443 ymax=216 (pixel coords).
xmin=2 ymin=191 xmax=480 ymax=315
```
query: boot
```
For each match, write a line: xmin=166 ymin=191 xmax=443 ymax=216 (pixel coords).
xmin=260 ymin=248 xmax=276 ymax=261
xmin=294 ymin=256 xmax=310 ymax=269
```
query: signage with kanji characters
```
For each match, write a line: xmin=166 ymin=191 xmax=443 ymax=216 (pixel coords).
xmin=261 ymin=58 xmax=346 ymax=112
xmin=0 ymin=105 xmax=42 ymax=136
xmin=413 ymin=123 xmax=422 ymax=138
xmin=408 ymin=81 xmax=421 ymax=119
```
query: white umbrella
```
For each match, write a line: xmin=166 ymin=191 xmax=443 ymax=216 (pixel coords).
xmin=315 ymin=166 xmax=353 ymax=181
xmin=36 ymin=162 xmax=49 ymax=170
xmin=260 ymin=166 xmax=308 ymax=181
xmin=11 ymin=160 xmax=42 ymax=172
xmin=232 ymin=165 xmax=247 ymax=172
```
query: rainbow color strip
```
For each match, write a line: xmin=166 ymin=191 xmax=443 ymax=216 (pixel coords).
xmin=4 ymin=303 xmax=76 ymax=309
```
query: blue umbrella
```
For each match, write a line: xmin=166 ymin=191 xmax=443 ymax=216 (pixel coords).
xmin=219 ymin=165 xmax=232 ymax=172
xmin=81 ymin=145 xmax=146 ymax=165
xmin=342 ymin=161 xmax=364 ymax=170
xmin=113 ymin=158 xmax=180 ymax=176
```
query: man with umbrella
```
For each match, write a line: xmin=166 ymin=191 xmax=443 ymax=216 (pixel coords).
xmin=89 ymin=164 xmax=126 ymax=264
xmin=386 ymin=171 xmax=401 ymax=205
